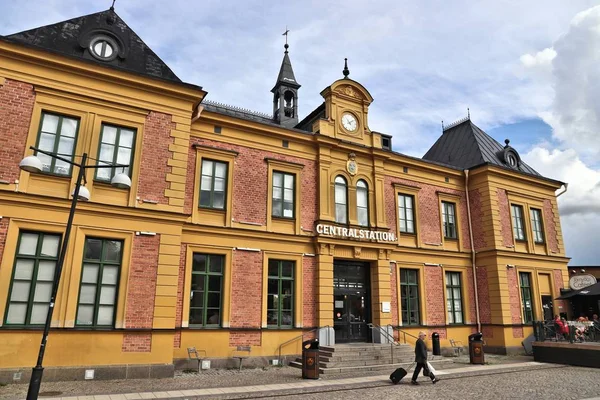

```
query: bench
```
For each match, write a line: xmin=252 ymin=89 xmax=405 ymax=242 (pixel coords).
xmin=187 ymin=347 xmax=207 ymax=371
xmin=232 ymin=345 xmax=251 ymax=371
xmin=449 ymin=339 xmax=463 ymax=357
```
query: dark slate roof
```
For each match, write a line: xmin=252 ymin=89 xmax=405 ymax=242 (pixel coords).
xmin=422 ymin=118 xmax=540 ymax=176
xmin=201 ymin=99 xmax=313 ymax=136
xmin=271 ymin=47 xmax=300 ymax=92
xmin=203 ymin=100 xmax=273 ymax=124
xmin=295 ymin=103 xmax=325 ymax=132
xmin=3 ymin=8 xmax=182 ymax=84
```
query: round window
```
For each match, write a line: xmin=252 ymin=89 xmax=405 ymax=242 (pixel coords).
xmin=89 ymin=36 xmax=118 ymax=61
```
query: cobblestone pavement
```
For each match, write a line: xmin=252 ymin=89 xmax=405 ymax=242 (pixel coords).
xmin=277 ymin=366 xmax=600 ymax=400
xmin=0 ymin=355 xmax=534 ymax=400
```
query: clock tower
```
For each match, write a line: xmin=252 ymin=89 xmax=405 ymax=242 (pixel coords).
xmin=314 ymin=59 xmax=375 ymax=147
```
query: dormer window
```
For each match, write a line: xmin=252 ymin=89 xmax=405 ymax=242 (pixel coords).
xmin=89 ymin=35 xmax=118 ymax=61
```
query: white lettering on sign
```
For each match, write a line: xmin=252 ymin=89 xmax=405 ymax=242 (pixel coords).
xmin=569 ymin=274 xmax=597 ymax=290
xmin=315 ymin=224 xmax=397 ymax=243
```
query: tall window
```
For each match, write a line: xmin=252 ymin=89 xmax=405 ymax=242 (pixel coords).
xmin=398 ymin=194 xmax=415 ymax=234
xmin=334 ymin=176 xmax=348 ymax=224
xmin=189 ymin=254 xmax=223 ymax=327
xmin=76 ymin=238 xmax=122 ymax=327
xmin=445 ymin=271 xmax=463 ymax=324
xmin=272 ymin=171 xmax=295 ymax=218
xmin=356 ymin=180 xmax=369 ymax=227
xmin=4 ymin=232 xmax=61 ymax=326
xmin=442 ymin=201 xmax=457 ymax=239
xmin=35 ymin=112 xmax=79 ymax=176
xmin=400 ymin=269 xmax=420 ymax=325
xmin=519 ymin=272 xmax=534 ymax=324
xmin=511 ymin=205 xmax=526 ymax=241
xmin=200 ymin=159 xmax=227 ymax=210
xmin=530 ymin=208 xmax=544 ymax=244
xmin=96 ymin=124 xmax=136 ymax=181
xmin=267 ymin=260 xmax=294 ymax=328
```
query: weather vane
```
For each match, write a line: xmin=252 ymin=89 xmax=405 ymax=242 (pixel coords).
xmin=282 ymin=26 xmax=290 ymax=45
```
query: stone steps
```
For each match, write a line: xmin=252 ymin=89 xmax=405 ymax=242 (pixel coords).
xmin=290 ymin=343 xmax=419 ymax=374
xmin=289 ymin=359 xmax=450 ymax=374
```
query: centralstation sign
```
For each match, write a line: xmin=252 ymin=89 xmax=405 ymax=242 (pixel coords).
xmin=316 ymin=224 xmax=397 ymax=243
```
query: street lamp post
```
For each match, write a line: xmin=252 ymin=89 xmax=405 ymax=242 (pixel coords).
xmin=19 ymin=146 xmax=131 ymax=400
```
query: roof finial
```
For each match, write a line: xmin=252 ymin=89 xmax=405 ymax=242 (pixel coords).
xmin=110 ymin=0 xmax=116 ymax=10
xmin=504 ymin=138 xmax=510 ymax=147
xmin=343 ymin=58 xmax=350 ymax=78
xmin=467 ymin=107 xmax=470 ymax=119
xmin=442 ymin=120 xmax=445 ymax=131
xmin=282 ymin=27 xmax=290 ymax=54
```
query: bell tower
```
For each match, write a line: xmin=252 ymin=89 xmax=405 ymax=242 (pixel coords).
xmin=272 ymin=38 xmax=300 ymax=128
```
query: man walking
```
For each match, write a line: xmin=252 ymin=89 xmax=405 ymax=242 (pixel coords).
xmin=411 ymin=331 xmax=439 ymax=385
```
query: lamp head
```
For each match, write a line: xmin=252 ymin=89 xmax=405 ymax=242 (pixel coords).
xmin=72 ymin=185 xmax=91 ymax=201
xmin=111 ymin=172 xmax=131 ymax=189
xmin=19 ymin=155 xmax=44 ymax=173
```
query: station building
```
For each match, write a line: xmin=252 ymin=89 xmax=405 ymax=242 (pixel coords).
xmin=0 ymin=7 xmax=570 ymax=380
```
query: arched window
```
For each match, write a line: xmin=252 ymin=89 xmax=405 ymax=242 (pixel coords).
xmin=334 ymin=176 xmax=348 ymax=224
xmin=356 ymin=180 xmax=369 ymax=227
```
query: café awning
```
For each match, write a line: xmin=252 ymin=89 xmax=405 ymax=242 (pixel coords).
xmin=556 ymin=281 xmax=600 ymax=299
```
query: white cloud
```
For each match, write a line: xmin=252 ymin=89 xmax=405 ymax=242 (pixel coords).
xmin=520 ymin=48 xmax=557 ymax=68
xmin=524 ymin=147 xmax=600 ymax=265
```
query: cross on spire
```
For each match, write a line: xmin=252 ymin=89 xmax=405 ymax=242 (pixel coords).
xmin=282 ymin=27 xmax=290 ymax=53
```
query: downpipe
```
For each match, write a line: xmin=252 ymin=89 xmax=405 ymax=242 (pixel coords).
xmin=465 ymin=170 xmax=481 ymax=333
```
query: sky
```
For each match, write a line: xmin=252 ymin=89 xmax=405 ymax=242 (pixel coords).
xmin=1 ymin=0 xmax=599 ymax=265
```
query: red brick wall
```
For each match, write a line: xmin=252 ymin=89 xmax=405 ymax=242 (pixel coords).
xmin=229 ymin=331 xmax=261 ymax=347
xmin=384 ymin=176 xmax=470 ymax=248
xmin=124 ymin=235 xmax=159 ymax=329
xmin=476 ymin=267 xmax=491 ymax=324
xmin=122 ymin=333 xmax=152 ymax=352
xmin=465 ymin=268 xmax=476 ymax=324
xmin=390 ymin=264 xmax=398 ymax=326
xmin=553 ymin=269 xmax=567 ymax=317
xmin=174 ymin=243 xmax=187 ymax=348
xmin=424 ymin=266 xmax=445 ymax=325
xmin=0 ymin=218 xmax=9 ymax=268
xmin=302 ymin=256 xmax=317 ymax=327
xmin=497 ymin=189 xmax=513 ymax=247
xmin=138 ymin=111 xmax=174 ymax=205
xmin=543 ymin=200 xmax=559 ymax=253
xmin=468 ymin=189 xmax=487 ymax=250
xmin=230 ymin=250 xmax=262 ymax=328
xmin=507 ymin=268 xmax=524 ymax=338
xmin=185 ymin=138 xmax=318 ymax=228
xmin=0 ymin=79 xmax=35 ymax=183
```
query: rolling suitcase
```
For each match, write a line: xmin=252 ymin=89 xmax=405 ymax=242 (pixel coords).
xmin=389 ymin=368 xmax=407 ymax=384
xmin=389 ymin=362 xmax=415 ymax=384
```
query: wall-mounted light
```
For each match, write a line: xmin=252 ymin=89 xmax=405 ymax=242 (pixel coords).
xmin=581 ymin=269 xmax=586 ymax=273
xmin=506 ymin=264 xmax=515 ymax=269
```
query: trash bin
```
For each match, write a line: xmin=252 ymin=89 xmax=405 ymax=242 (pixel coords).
xmin=302 ymin=339 xmax=319 ymax=379
xmin=468 ymin=332 xmax=484 ymax=364
xmin=431 ymin=332 xmax=441 ymax=356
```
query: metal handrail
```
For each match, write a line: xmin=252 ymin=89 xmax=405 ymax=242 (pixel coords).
xmin=390 ymin=325 xmax=420 ymax=344
xmin=277 ymin=326 xmax=331 ymax=365
xmin=367 ymin=323 xmax=400 ymax=363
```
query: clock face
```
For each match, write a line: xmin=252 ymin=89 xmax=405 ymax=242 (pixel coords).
xmin=341 ymin=113 xmax=358 ymax=132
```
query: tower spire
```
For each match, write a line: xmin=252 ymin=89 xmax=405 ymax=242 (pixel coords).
xmin=110 ymin=0 xmax=116 ymax=10
xmin=272 ymin=29 xmax=301 ymax=128
xmin=343 ymin=58 xmax=350 ymax=78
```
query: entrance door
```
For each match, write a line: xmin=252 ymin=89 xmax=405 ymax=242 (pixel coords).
xmin=333 ymin=262 xmax=370 ymax=343
xmin=541 ymin=295 xmax=554 ymax=321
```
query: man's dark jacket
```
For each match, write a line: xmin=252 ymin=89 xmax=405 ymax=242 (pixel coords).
xmin=414 ymin=338 xmax=427 ymax=363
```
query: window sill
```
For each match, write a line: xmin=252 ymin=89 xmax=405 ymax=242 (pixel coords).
xmin=444 ymin=237 xmax=458 ymax=241
xmin=199 ymin=206 xmax=226 ymax=212
xmin=266 ymin=326 xmax=295 ymax=330
xmin=36 ymin=171 xmax=73 ymax=179
xmin=272 ymin=216 xmax=295 ymax=221
xmin=93 ymin=179 xmax=130 ymax=190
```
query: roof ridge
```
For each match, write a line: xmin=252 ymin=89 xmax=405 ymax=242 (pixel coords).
xmin=443 ymin=116 xmax=470 ymax=131
xmin=203 ymin=99 xmax=273 ymax=120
